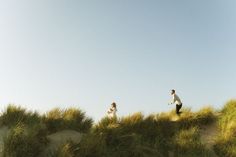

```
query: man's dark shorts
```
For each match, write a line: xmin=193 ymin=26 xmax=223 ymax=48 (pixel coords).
xmin=176 ymin=104 xmax=182 ymax=115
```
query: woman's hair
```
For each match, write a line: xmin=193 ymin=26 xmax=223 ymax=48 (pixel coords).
xmin=111 ymin=102 xmax=116 ymax=108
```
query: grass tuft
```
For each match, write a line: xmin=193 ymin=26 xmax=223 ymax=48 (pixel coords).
xmin=43 ymin=107 xmax=93 ymax=134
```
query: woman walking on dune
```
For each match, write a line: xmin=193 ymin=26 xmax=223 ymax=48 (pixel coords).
xmin=107 ymin=102 xmax=117 ymax=119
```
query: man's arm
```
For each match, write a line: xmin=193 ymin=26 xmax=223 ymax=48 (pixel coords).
xmin=169 ymin=95 xmax=176 ymax=105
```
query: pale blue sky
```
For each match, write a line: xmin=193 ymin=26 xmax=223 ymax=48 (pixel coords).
xmin=0 ymin=0 xmax=235 ymax=120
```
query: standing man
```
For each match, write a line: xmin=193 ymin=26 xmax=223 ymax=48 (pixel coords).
xmin=169 ymin=89 xmax=183 ymax=115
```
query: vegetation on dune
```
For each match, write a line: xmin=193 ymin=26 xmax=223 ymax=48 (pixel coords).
xmin=3 ymin=122 xmax=48 ymax=157
xmin=0 ymin=105 xmax=92 ymax=157
xmin=175 ymin=107 xmax=216 ymax=128
xmin=73 ymin=107 xmax=216 ymax=157
xmin=214 ymin=100 xmax=236 ymax=157
xmin=42 ymin=107 xmax=93 ymax=134
xmin=0 ymin=105 xmax=41 ymax=127
xmin=172 ymin=127 xmax=211 ymax=157
xmin=0 ymin=101 xmax=235 ymax=157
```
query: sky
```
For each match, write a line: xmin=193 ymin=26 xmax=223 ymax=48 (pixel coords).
xmin=0 ymin=0 xmax=235 ymax=120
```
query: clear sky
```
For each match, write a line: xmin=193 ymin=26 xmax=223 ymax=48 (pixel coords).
xmin=0 ymin=0 xmax=235 ymax=120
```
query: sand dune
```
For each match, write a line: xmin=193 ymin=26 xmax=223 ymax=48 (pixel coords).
xmin=0 ymin=116 xmax=220 ymax=157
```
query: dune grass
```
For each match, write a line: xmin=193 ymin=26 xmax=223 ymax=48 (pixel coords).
xmin=42 ymin=107 xmax=93 ymax=134
xmin=0 ymin=105 xmax=93 ymax=157
xmin=174 ymin=107 xmax=216 ymax=129
xmin=0 ymin=105 xmax=93 ymax=134
xmin=0 ymin=102 xmax=235 ymax=157
xmin=172 ymin=127 xmax=211 ymax=157
xmin=84 ymin=107 xmax=216 ymax=157
xmin=3 ymin=122 xmax=48 ymax=157
xmin=214 ymin=100 xmax=236 ymax=157
xmin=0 ymin=105 xmax=41 ymax=127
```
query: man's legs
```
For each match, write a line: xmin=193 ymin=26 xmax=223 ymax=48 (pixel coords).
xmin=176 ymin=104 xmax=182 ymax=115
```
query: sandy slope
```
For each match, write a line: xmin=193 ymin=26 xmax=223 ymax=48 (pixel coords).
xmin=47 ymin=130 xmax=82 ymax=148
xmin=200 ymin=122 xmax=219 ymax=147
xmin=199 ymin=122 xmax=219 ymax=157
xmin=43 ymin=130 xmax=82 ymax=155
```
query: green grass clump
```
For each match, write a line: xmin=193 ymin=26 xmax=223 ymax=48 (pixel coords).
xmin=118 ymin=112 xmax=144 ymax=133
xmin=43 ymin=107 xmax=93 ymax=134
xmin=214 ymin=137 xmax=236 ymax=157
xmin=92 ymin=113 xmax=173 ymax=157
xmin=75 ymin=132 xmax=163 ymax=157
xmin=74 ymin=133 xmax=108 ymax=157
xmin=214 ymin=100 xmax=236 ymax=157
xmin=174 ymin=107 xmax=216 ymax=129
xmin=172 ymin=127 xmax=210 ymax=157
xmin=93 ymin=116 xmax=118 ymax=133
xmin=3 ymin=122 xmax=48 ymax=157
xmin=194 ymin=106 xmax=216 ymax=124
xmin=0 ymin=105 xmax=41 ymax=127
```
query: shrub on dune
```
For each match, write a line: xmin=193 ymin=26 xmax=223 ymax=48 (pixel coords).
xmin=214 ymin=137 xmax=236 ymax=157
xmin=221 ymin=100 xmax=236 ymax=113
xmin=214 ymin=100 xmax=236 ymax=157
xmin=94 ymin=112 xmax=145 ymax=134
xmin=177 ymin=107 xmax=216 ymax=129
xmin=75 ymin=133 xmax=108 ymax=157
xmin=194 ymin=106 xmax=216 ymax=125
xmin=93 ymin=113 xmax=170 ymax=157
xmin=63 ymin=108 xmax=93 ymax=132
xmin=42 ymin=108 xmax=62 ymax=133
xmin=75 ymin=132 xmax=163 ymax=157
xmin=0 ymin=105 xmax=41 ymax=127
xmin=43 ymin=107 xmax=93 ymax=133
xmin=3 ymin=122 xmax=48 ymax=157
xmin=119 ymin=112 xmax=144 ymax=133
xmin=173 ymin=127 xmax=210 ymax=157
xmin=94 ymin=116 xmax=118 ymax=133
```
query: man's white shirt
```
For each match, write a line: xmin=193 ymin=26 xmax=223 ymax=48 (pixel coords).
xmin=171 ymin=94 xmax=182 ymax=105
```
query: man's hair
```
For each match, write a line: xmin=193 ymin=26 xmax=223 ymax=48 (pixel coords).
xmin=171 ymin=89 xmax=175 ymax=93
